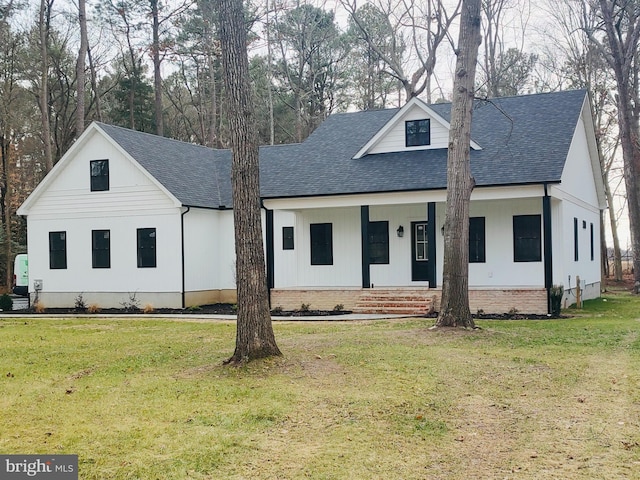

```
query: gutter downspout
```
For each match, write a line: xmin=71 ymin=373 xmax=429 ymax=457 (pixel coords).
xmin=180 ymin=206 xmax=191 ymax=309
xmin=543 ymin=183 xmax=553 ymax=313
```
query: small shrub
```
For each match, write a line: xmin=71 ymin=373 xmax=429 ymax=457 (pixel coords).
xmin=74 ymin=293 xmax=87 ymax=312
xmin=34 ymin=302 xmax=46 ymax=313
xmin=550 ymin=284 xmax=564 ymax=316
xmin=87 ymin=304 xmax=101 ymax=314
xmin=0 ymin=294 xmax=13 ymax=311
xmin=142 ymin=304 xmax=155 ymax=314
xmin=333 ymin=304 xmax=344 ymax=312
xmin=508 ymin=307 xmax=519 ymax=316
xmin=271 ymin=306 xmax=283 ymax=314
xmin=120 ymin=292 xmax=140 ymax=312
xmin=231 ymin=304 xmax=238 ymax=313
xmin=476 ymin=308 xmax=484 ymax=316
xmin=300 ymin=303 xmax=310 ymax=312
xmin=187 ymin=305 xmax=202 ymax=311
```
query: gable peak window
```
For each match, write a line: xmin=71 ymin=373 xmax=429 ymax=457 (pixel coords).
xmin=90 ymin=159 xmax=109 ymax=191
xmin=405 ymin=119 xmax=431 ymax=147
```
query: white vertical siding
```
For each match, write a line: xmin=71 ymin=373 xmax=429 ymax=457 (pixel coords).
xmin=183 ymin=208 xmax=236 ymax=291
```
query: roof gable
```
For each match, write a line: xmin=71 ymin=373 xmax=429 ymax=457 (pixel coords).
xmin=353 ymin=96 xmax=481 ymax=159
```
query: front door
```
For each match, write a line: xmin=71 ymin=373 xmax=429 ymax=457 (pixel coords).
xmin=411 ymin=221 xmax=433 ymax=284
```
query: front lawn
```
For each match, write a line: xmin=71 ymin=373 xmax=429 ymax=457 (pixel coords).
xmin=1 ymin=293 xmax=639 ymax=479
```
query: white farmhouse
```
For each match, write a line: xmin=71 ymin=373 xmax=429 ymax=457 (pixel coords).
xmin=18 ymin=89 xmax=605 ymax=314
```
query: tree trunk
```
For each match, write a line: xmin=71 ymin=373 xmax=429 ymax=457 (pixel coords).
xmin=76 ymin=0 xmax=88 ymax=138
xmin=435 ymin=0 xmax=482 ymax=328
xmin=151 ymin=0 xmax=164 ymax=136
xmin=39 ymin=0 xmax=53 ymax=172
xmin=217 ymin=0 xmax=281 ymax=364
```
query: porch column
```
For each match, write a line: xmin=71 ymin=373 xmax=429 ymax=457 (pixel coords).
xmin=265 ymin=208 xmax=275 ymax=294
xmin=361 ymin=206 xmax=370 ymax=288
xmin=543 ymin=185 xmax=553 ymax=312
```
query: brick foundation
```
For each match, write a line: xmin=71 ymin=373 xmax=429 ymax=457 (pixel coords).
xmin=270 ymin=287 xmax=550 ymax=315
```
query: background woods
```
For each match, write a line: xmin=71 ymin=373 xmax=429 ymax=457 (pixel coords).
xmin=0 ymin=0 xmax=633 ymax=291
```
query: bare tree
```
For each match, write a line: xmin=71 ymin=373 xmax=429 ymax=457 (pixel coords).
xmin=216 ymin=0 xmax=281 ymax=364
xmin=435 ymin=0 xmax=482 ymax=328
xmin=38 ymin=0 xmax=53 ymax=172
xmin=75 ymin=0 xmax=87 ymax=137
xmin=341 ymin=0 xmax=460 ymax=103
xmin=582 ymin=0 xmax=640 ymax=291
xmin=550 ymin=0 xmax=624 ymax=281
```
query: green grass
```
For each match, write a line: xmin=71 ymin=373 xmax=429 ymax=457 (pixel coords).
xmin=1 ymin=294 xmax=640 ymax=479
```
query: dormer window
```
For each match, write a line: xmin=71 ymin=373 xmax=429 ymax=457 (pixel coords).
xmin=90 ymin=159 xmax=109 ymax=191
xmin=405 ymin=119 xmax=431 ymax=147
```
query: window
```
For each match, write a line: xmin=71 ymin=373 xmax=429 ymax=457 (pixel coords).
xmin=469 ymin=217 xmax=486 ymax=263
xmin=90 ymin=159 xmax=109 ymax=191
xmin=137 ymin=228 xmax=156 ymax=268
xmin=574 ymin=217 xmax=579 ymax=261
xmin=49 ymin=231 xmax=67 ymax=269
xmin=282 ymin=226 xmax=294 ymax=250
xmin=513 ymin=215 xmax=541 ymax=262
xmin=310 ymin=223 xmax=332 ymax=265
xmin=405 ymin=119 xmax=431 ymax=147
xmin=92 ymin=229 xmax=110 ymax=268
xmin=368 ymin=221 xmax=389 ymax=264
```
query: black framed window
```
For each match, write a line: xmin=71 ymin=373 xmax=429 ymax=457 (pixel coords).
xmin=513 ymin=215 xmax=541 ymax=262
xmin=368 ymin=221 xmax=389 ymax=264
xmin=137 ymin=228 xmax=156 ymax=268
xmin=92 ymin=229 xmax=111 ymax=268
xmin=310 ymin=223 xmax=333 ymax=265
xmin=405 ymin=119 xmax=431 ymax=147
xmin=282 ymin=226 xmax=294 ymax=250
xmin=90 ymin=159 xmax=109 ymax=191
xmin=469 ymin=217 xmax=486 ymax=263
xmin=574 ymin=217 xmax=579 ymax=261
xmin=49 ymin=231 xmax=67 ymax=269
xmin=590 ymin=223 xmax=594 ymax=261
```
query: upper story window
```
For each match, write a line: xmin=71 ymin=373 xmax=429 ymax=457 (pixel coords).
xmin=90 ymin=159 xmax=109 ymax=191
xmin=405 ymin=119 xmax=431 ymax=147
xmin=137 ymin=228 xmax=157 ymax=268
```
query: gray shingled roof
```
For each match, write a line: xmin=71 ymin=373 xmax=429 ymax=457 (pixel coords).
xmin=97 ymin=89 xmax=587 ymax=209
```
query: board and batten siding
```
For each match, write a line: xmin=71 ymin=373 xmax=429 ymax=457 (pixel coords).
xmin=183 ymin=208 xmax=236 ymax=292
xmin=368 ymin=106 xmax=450 ymax=154
xmin=24 ymin=130 xmax=184 ymax=308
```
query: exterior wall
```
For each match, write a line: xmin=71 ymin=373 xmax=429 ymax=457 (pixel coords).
xmin=183 ymin=208 xmax=236 ymax=292
xmin=454 ymin=198 xmax=547 ymax=288
xmin=24 ymin=131 xmax=185 ymax=309
xmin=273 ymin=195 xmax=549 ymax=293
xmin=369 ymin=106 xmax=450 ymax=154
xmin=551 ymin=114 xmax=602 ymax=300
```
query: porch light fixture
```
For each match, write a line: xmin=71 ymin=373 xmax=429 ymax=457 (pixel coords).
xmin=396 ymin=225 xmax=404 ymax=237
